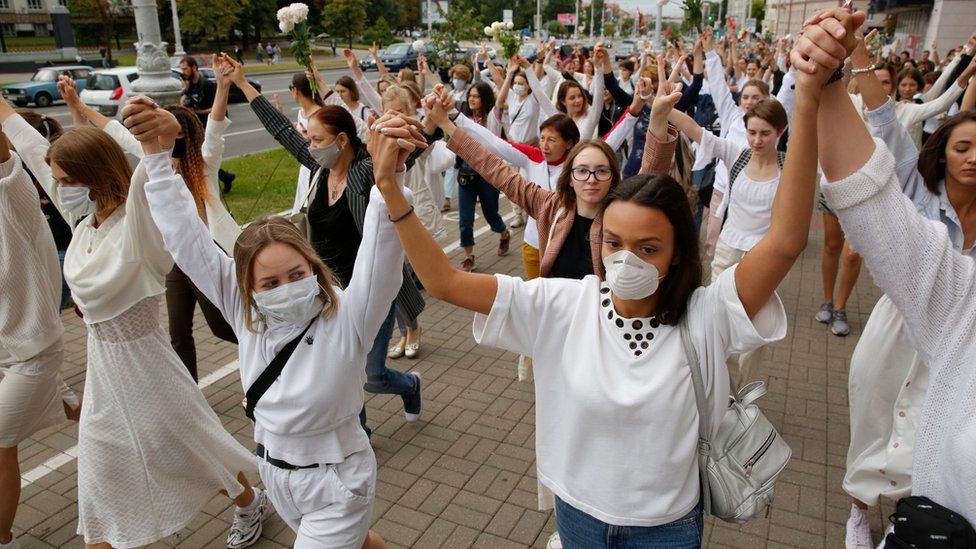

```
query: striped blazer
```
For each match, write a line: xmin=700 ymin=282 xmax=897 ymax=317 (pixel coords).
xmin=251 ymin=95 xmax=425 ymax=319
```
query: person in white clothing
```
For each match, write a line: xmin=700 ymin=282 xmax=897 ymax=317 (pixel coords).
xmin=526 ymin=44 xmax=606 ymax=141
xmin=796 ymin=7 xmax=976 ymax=532
xmin=839 ymin=28 xmax=976 ymax=548
xmin=334 ymin=75 xmax=374 ymax=123
xmin=130 ymin=97 xmax=417 ymax=549
xmin=0 ymin=127 xmax=80 ymax=549
xmin=369 ymin=45 xmax=826 ymax=544
xmin=39 ymin=113 xmax=265 ymax=548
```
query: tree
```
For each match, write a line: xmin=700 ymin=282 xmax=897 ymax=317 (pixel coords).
xmin=322 ymin=0 xmax=368 ymax=49
xmin=66 ymin=0 xmax=129 ymax=55
xmin=362 ymin=16 xmax=395 ymax=47
xmin=750 ymin=0 xmax=765 ymax=34
xmin=543 ymin=0 xmax=575 ymax=23
xmin=428 ymin=0 xmax=481 ymax=69
xmin=546 ymin=21 xmax=568 ymax=38
xmin=236 ymin=0 xmax=277 ymax=47
xmin=177 ymin=0 xmax=244 ymax=50
xmin=366 ymin=0 xmax=402 ymax=32
xmin=681 ymin=0 xmax=704 ymax=33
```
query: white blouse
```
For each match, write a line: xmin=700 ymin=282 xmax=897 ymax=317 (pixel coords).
xmin=473 ymin=267 xmax=786 ymax=526
xmin=64 ymin=162 xmax=174 ymax=324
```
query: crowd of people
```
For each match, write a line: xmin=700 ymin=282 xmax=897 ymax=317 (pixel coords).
xmin=1 ymin=8 xmax=975 ymax=549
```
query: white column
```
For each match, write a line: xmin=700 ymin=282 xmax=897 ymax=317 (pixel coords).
xmin=170 ymin=0 xmax=185 ymax=57
xmin=131 ymin=0 xmax=183 ymax=105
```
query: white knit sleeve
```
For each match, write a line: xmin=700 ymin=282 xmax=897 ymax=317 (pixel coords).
xmin=823 ymin=139 xmax=976 ymax=363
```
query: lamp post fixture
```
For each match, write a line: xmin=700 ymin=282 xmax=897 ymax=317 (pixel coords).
xmin=170 ymin=0 xmax=185 ymax=57
xmin=130 ymin=0 xmax=183 ymax=105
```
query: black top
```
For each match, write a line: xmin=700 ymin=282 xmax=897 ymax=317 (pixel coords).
xmin=308 ymin=191 xmax=361 ymax=288
xmin=184 ymin=75 xmax=216 ymax=126
xmin=551 ymin=214 xmax=594 ymax=280
xmin=26 ymin=163 xmax=72 ymax=250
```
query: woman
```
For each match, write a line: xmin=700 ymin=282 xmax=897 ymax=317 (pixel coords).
xmin=58 ymin=63 xmax=242 ymax=382
xmin=372 ymin=49 xmax=824 ymax=544
xmin=37 ymin=119 xmax=265 ymax=549
xmin=335 ymin=75 xmax=374 ymax=122
xmin=286 ymin=71 xmax=326 ymax=214
xmin=839 ymin=30 xmax=976 ymax=548
xmin=796 ymin=6 xmax=976 ymax=529
xmin=526 ymin=45 xmax=606 ymax=140
xmin=0 ymin=124 xmax=79 ymax=549
xmin=454 ymin=80 xmax=511 ymax=272
xmin=130 ymin=97 xmax=404 ymax=549
xmin=233 ymin=62 xmax=425 ymax=428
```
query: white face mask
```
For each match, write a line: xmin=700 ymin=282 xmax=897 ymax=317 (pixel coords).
xmin=58 ymin=185 xmax=94 ymax=217
xmin=512 ymin=84 xmax=528 ymax=96
xmin=453 ymin=79 xmax=466 ymax=91
xmin=309 ymin=139 xmax=341 ymax=169
xmin=252 ymin=275 xmax=323 ymax=324
xmin=602 ymin=250 xmax=666 ymax=301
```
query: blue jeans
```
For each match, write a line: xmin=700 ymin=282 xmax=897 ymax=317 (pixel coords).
xmin=444 ymin=166 xmax=458 ymax=200
xmin=458 ymin=175 xmax=507 ymax=249
xmin=363 ymin=305 xmax=416 ymax=395
xmin=555 ymin=496 xmax=704 ymax=549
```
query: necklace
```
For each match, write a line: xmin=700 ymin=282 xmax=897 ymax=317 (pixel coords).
xmin=329 ymin=173 xmax=348 ymax=203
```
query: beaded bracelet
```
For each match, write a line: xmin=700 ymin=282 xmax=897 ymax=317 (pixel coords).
xmin=850 ymin=65 xmax=877 ymax=75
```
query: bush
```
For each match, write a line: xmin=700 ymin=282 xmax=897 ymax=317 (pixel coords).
xmin=361 ymin=17 xmax=395 ymax=47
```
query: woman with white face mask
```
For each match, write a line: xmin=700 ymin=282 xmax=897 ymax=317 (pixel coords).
xmin=371 ymin=46 xmax=827 ymax=545
xmin=230 ymin=64 xmax=427 ymax=434
xmin=130 ymin=98 xmax=419 ymax=549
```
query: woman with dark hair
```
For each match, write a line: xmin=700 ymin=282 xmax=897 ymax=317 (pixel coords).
xmin=335 ymin=75 xmax=373 ymax=122
xmin=58 ymin=61 xmax=242 ymax=382
xmin=525 ymin=44 xmax=606 ymax=140
xmin=232 ymin=60 xmax=426 ymax=430
xmin=795 ymin=7 xmax=976 ymax=535
xmin=370 ymin=47 xmax=824 ymax=542
xmin=837 ymin=28 xmax=976 ymax=547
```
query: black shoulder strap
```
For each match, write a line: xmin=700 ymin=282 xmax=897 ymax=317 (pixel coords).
xmin=244 ymin=317 xmax=317 ymax=421
xmin=724 ymin=148 xmax=753 ymax=223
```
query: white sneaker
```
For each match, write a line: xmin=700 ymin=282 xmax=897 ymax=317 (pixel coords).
xmin=845 ymin=504 xmax=873 ymax=549
xmin=546 ymin=532 xmax=562 ymax=549
xmin=0 ymin=536 xmax=21 ymax=549
xmin=227 ymin=488 xmax=268 ymax=549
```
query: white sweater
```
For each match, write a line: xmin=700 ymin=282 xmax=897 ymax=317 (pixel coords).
xmin=144 ymin=152 xmax=407 ymax=465
xmin=1 ymin=113 xmax=76 ymax=229
xmin=0 ymin=151 xmax=63 ymax=363
xmin=823 ymin=139 xmax=976 ymax=523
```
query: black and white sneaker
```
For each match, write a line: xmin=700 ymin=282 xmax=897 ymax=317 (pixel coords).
xmin=226 ymin=488 xmax=268 ymax=549
xmin=402 ymin=372 xmax=423 ymax=423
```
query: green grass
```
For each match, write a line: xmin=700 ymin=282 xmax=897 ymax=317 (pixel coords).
xmin=219 ymin=148 xmax=301 ymax=223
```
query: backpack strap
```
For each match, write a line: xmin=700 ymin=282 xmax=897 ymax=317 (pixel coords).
xmin=724 ymin=148 xmax=753 ymax=223
xmin=244 ymin=317 xmax=317 ymax=421
xmin=680 ymin=317 xmax=713 ymax=515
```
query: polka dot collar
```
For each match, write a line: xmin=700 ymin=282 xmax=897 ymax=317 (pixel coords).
xmin=599 ymin=283 xmax=661 ymax=358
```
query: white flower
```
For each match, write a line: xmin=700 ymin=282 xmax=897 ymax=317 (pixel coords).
xmin=491 ymin=21 xmax=501 ymax=31
xmin=484 ymin=26 xmax=493 ymax=36
xmin=290 ymin=2 xmax=308 ymax=20
xmin=506 ymin=21 xmax=514 ymax=29
xmin=279 ymin=19 xmax=294 ymax=32
xmin=412 ymin=39 xmax=425 ymax=50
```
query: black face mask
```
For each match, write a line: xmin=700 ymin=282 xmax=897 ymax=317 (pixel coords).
xmin=172 ymin=137 xmax=186 ymax=159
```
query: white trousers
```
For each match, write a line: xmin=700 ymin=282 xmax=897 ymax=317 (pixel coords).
xmin=259 ymin=446 xmax=376 ymax=549
xmin=0 ymin=340 xmax=76 ymax=448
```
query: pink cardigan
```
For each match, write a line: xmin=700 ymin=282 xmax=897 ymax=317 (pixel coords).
xmin=448 ymin=125 xmax=679 ymax=278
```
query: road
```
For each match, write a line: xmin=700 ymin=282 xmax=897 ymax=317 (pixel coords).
xmin=28 ymin=67 xmax=359 ymax=159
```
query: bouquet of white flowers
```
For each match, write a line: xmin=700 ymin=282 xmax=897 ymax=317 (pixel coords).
xmin=277 ymin=3 xmax=317 ymax=95
xmin=484 ymin=21 xmax=520 ymax=60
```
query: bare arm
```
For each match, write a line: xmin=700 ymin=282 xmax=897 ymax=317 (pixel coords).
xmin=344 ymin=48 xmax=366 ymax=82
xmin=371 ymin=43 xmax=390 ymax=77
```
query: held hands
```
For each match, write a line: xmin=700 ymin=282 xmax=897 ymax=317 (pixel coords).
xmin=791 ymin=6 xmax=867 ymax=87
xmin=121 ymin=96 xmax=180 ymax=155
xmin=367 ymin=111 xmax=429 ymax=185
xmin=420 ymin=85 xmax=453 ymax=129
xmin=212 ymin=53 xmax=235 ymax=89
xmin=57 ymin=74 xmax=83 ymax=111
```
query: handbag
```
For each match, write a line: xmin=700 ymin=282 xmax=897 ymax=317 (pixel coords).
xmin=288 ymin=167 xmax=322 ymax=241
xmin=679 ymin=318 xmax=792 ymax=523
xmin=242 ymin=317 xmax=317 ymax=421
xmin=884 ymin=496 xmax=976 ymax=548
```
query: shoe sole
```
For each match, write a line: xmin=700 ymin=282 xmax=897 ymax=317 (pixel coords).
xmin=404 ymin=372 xmax=422 ymax=422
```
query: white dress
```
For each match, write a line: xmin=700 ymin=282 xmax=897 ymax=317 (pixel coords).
xmin=65 ymin=164 xmax=257 ymax=548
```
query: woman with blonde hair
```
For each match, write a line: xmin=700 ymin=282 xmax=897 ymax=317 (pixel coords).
xmin=130 ymin=97 xmax=410 ymax=548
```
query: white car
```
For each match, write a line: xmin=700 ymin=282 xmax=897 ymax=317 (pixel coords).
xmin=79 ymin=67 xmax=143 ymax=117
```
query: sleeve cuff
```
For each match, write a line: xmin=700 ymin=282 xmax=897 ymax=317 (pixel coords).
xmin=472 ymin=273 xmax=514 ymax=346
xmin=822 ymin=137 xmax=894 ymax=212
xmin=717 ymin=265 xmax=787 ymax=353
xmin=864 ymin=98 xmax=897 ymax=126
xmin=206 ymin=115 xmax=232 ymax=133
xmin=143 ymin=151 xmax=176 ymax=179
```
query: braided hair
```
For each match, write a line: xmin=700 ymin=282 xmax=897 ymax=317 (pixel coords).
xmin=163 ymin=105 xmax=211 ymax=218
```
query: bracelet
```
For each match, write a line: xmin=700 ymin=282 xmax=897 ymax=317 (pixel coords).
xmin=825 ymin=66 xmax=845 ymax=86
xmin=850 ymin=64 xmax=877 ymax=75
xmin=388 ymin=205 xmax=415 ymax=223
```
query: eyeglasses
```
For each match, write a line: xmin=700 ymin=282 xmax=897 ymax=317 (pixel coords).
xmin=571 ymin=167 xmax=614 ymax=182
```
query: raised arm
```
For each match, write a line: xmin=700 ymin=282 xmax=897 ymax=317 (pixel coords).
xmin=370 ymin=43 xmax=390 ymax=78
xmin=640 ymin=64 xmax=684 ymax=175
xmin=900 ymin=64 xmax=972 ymax=125
xmin=732 ymin=13 xmax=849 ymax=318
xmin=0 ymin=131 xmax=42 ymax=237
xmin=675 ymin=45 xmax=705 ymax=113
xmin=525 ymin=64 xmax=558 ymax=119
xmin=702 ymin=28 xmax=741 ymax=131
xmin=454 ymin=112 xmax=531 ymax=169
xmin=371 ymin=111 xmax=498 ymax=315
xmin=344 ymin=47 xmax=366 ymax=82
xmin=0 ymin=99 xmax=67 ymax=224
xmin=923 ymin=50 xmax=961 ymax=102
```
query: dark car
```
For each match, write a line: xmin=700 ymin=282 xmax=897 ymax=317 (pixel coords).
xmin=378 ymin=43 xmax=426 ymax=72
xmin=197 ymin=68 xmax=262 ymax=103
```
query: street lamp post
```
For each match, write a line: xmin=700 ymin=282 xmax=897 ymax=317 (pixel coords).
xmin=170 ymin=0 xmax=185 ymax=57
xmin=537 ymin=0 xmax=542 ymax=40
xmin=574 ymin=0 xmax=580 ymax=39
xmin=130 ymin=0 xmax=183 ymax=105
xmin=589 ymin=1 xmax=595 ymax=39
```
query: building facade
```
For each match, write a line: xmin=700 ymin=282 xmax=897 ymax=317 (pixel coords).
xmin=0 ymin=0 xmax=65 ymax=38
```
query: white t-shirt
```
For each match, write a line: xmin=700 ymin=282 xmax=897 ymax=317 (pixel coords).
xmin=472 ymin=267 xmax=786 ymax=526
xmin=721 ymin=172 xmax=780 ymax=252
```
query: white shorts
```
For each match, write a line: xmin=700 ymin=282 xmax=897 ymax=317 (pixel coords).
xmin=259 ymin=446 xmax=376 ymax=549
xmin=0 ymin=341 xmax=77 ymax=448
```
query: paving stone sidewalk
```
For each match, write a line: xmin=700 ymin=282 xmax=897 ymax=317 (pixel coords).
xmin=13 ymin=207 xmax=893 ymax=549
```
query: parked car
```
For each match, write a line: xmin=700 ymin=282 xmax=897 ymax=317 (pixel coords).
xmin=375 ymin=42 xmax=435 ymax=72
xmin=81 ymin=66 xmax=261 ymax=118
xmin=615 ymin=39 xmax=640 ymax=61
xmin=2 ymin=65 xmax=93 ymax=108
